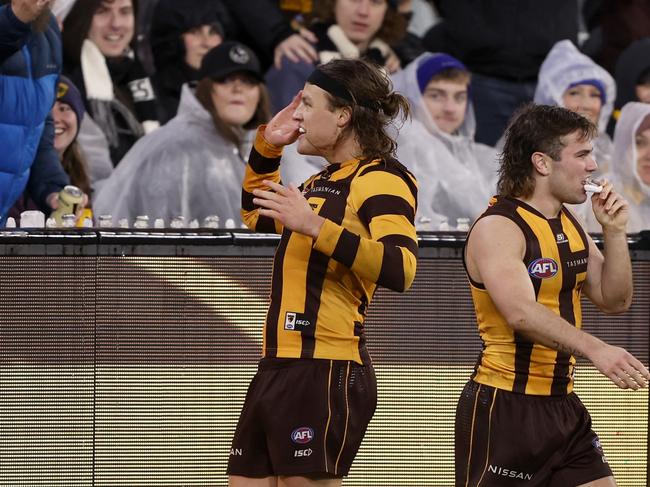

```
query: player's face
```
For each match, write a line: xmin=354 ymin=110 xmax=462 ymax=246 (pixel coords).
xmin=292 ymin=83 xmax=343 ymax=157
xmin=635 ymin=126 xmax=650 ymax=185
xmin=548 ymin=131 xmax=598 ymax=204
xmin=422 ymin=79 xmax=468 ymax=134
xmin=562 ymin=84 xmax=602 ymax=126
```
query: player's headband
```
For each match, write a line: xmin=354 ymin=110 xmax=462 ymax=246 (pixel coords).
xmin=307 ymin=68 xmax=379 ymax=112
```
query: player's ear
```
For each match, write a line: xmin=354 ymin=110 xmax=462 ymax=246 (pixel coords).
xmin=531 ymin=152 xmax=551 ymax=176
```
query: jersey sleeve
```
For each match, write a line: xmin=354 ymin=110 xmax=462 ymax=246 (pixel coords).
xmin=241 ymin=126 xmax=284 ymax=234
xmin=313 ymin=164 xmax=418 ymax=292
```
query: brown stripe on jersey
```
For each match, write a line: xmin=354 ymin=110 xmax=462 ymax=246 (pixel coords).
xmin=377 ymin=244 xmax=405 ymax=292
xmin=265 ymin=229 xmax=291 ymax=356
xmin=300 ymin=178 xmax=352 ymax=358
xmin=241 ymin=189 xmax=255 ymax=211
xmin=256 ymin=215 xmax=277 ymax=233
xmin=332 ymin=228 xmax=360 ymax=269
xmin=379 ymin=233 xmax=419 ymax=258
xmin=248 ymin=147 xmax=281 ymax=175
xmin=357 ymin=195 xmax=415 ymax=227
xmin=512 ymin=333 xmax=535 ymax=393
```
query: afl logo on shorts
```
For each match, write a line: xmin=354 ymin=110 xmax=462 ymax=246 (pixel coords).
xmin=528 ymin=258 xmax=558 ymax=279
xmin=291 ymin=427 xmax=314 ymax=444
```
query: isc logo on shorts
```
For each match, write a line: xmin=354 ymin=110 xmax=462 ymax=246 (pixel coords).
xmin=527 ymin=258 xmax=558 ymax=279
xmin=291 ymin=427 xmax=314 ymax=444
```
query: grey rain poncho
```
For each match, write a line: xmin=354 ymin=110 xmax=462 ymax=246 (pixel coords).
xmin=583 ymin=102 xmax=650 ymax=233
xmin=534 ymin=40 xmax=616 ymax=175
xmin=390 ymin=53 xmax=498 ymax=229
xmin=93 ymin=85 xmax=253 ymax=226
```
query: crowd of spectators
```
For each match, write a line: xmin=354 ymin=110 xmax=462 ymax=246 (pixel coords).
xmin=1 ymin=0 xmax=650 ymax=233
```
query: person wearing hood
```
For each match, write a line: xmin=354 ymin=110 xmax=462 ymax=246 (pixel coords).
xmin=62 ymin=0 xmax=160 ymax=167
xmin=149 ymin=0 xmax=226 ymax=124
xmin=390 ymin=52 xmax=498 ymax=229
xmin=93 ymin=41 xmax=270 ymax=226
xmin=583 ymin=102 xmax=650 ymax=234
xmin=534 ymin=40 xmax=616 ymax=176
xmin=265 ymin=0 xmax=407 ymax=114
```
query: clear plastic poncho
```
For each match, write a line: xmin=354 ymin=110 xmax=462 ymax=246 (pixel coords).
xmin=93 ymin=84 xmax=253 ymax=226
xmin=534 ymin=40 xmax=616 ymax=174
xmin=583 ymin=102 xmax=650 ymax=233
xmin=390 ymin=52 xmax=499 ymax=229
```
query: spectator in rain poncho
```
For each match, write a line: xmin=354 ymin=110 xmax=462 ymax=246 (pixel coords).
xmin=534 ymin=40 xmax=616 ymax=175
xmin=93 ymin=41 xmax=270 ymax=226
xmin=390 ymin=52 xmax=498 ymax=229
xmin=584 ymin=102 xmax=650 ymax=234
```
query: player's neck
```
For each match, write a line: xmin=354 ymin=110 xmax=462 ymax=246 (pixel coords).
xmin=520 ymin=192 xmax=563 ymax=220
xmin=324 ymin=134 xmax=362 ymax=165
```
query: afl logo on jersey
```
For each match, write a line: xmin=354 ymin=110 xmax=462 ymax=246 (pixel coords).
xmin=291 ymin=427 xmax=314 ymax=444
xmin=528 ymin=258 xmax=558 ymax=279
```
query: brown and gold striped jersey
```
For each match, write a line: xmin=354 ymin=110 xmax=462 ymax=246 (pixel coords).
xmin=465 ymin=196 xmax=590 ymax=396
xmin=242 ymin=127 xmax=418 ymax=365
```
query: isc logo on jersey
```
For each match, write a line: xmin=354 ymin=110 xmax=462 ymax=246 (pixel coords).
xmin=291 ymin=427 xmax=314 ymax=444
xmin=528 ymin=258 xmax=558 ymax=279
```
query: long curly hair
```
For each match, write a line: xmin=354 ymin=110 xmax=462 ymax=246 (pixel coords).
xmin=498 ymin=104 xmax=597 ymax=198
xmin=317 ymin=58 xmax=410 ymax=162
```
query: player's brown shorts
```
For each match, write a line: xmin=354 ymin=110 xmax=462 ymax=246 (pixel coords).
xmin=455 ymin=380 xmax=613 ymax=487
xmin=227 ymin=357 xmax=377 ymax=478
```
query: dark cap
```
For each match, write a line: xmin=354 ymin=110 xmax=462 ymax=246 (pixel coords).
xmin=56 ymin=75 xmax=85 ymax=126
xmin=199 ymin=41 xmax=262 ymax=82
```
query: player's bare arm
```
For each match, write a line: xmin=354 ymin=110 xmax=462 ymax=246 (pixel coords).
xmin=467 ymin=214 xmax=650 ymax=390
xmin=583 ymin=180 xmax=633 ymax=313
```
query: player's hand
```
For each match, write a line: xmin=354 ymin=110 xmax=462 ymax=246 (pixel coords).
xmin=591 ymin=180 xmax=629 ymax=233
xmin=11 ymin=0 xmax=51 ymax=23
xmin=273 ymin=29 xmax=318 ymax=69
xmin=588 ymin=343 xmax=650 ymax=390
xmin=253 ymin=180 xmax=324 ymax=238
xmin=263 ymin=92 xmax=302 ymax=147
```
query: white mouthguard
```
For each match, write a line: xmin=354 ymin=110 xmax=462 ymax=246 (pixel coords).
xmin=584 ymin=182 xmax=603 ymax=193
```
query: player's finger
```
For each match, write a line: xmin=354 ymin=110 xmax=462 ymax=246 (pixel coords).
xmin=262 ymin=180 xmax=288 ymax=194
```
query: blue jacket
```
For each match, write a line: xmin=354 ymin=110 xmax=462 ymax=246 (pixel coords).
xmin=0 ymin=4 xmax=69 ymax=226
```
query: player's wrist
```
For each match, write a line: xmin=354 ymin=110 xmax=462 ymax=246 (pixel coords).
xmin=601 ymin=225 xmax=627 ymax=238
xmin=306 ymin=214 xmax=325 ymax=239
